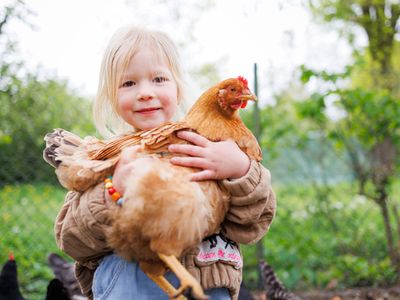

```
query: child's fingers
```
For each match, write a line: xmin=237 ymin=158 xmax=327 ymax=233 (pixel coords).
xmin=170 ymin=156 xmax=209 ymax=169
xmin=176 ymin=131 xmax=210 ymax=147
xmin=190 ymin=170 xmax=215 ymax=181
xmin=168 ymin=144 xmax=205 ymax=157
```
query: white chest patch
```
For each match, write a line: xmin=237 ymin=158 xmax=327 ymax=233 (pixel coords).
xmin=196 ymin=234 xmax=242 ymax=269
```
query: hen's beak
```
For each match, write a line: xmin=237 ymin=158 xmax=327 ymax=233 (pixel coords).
xmin=230 ymin=92 xmax=257 ymax=110
xmin=236 ymin=92 xmax=257 ymax=109
xmin=238 ymin=87 xmax=258 ymax=101
xmin=239 ymin=93 xmax=257 ymax=102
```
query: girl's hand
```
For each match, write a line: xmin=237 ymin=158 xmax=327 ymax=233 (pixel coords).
xmin=168 ymin=131 xmax=250 ymax=181
xmin=112 ymin=145 xmax=144 ymax=195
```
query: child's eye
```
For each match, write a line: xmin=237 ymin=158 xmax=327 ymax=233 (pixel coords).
xmin=153 ymin=76 xmax=168 ymax=83
xmin=122 ymin=80 xmax=135 ymax=87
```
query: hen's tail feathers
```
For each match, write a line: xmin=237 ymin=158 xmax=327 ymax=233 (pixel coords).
xmin=43 ymin=129 xmax=84 ymax=168
xmin=47 ymin=253 xmax=84 ymax=300
xmin=259 ymin=260 xmax=302 ymax=300
xmin=43 ymin=129 xmax=109 ymax=169
xmin=43 ymin=129 xmax=118 ymax=190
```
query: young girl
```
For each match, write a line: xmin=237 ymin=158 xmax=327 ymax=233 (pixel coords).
xmin=50 ymin=25 xmax=276 ymax=300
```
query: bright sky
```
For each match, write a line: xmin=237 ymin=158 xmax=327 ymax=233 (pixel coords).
xmin=5 ymin=0 xmax=356 ymax=105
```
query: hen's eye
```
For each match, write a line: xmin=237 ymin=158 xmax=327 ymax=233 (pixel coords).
xmin=230 ymin=88 xmax=236 ymax=92
xmin=122 ymin=81 xmax=135 ymax=87
xmin=154 ymin=76 xmax=168 ymax=83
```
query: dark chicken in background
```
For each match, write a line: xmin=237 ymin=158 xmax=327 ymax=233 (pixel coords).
xmin=0 ymin=253 xmax=25 ymax=300
xmin=45 ymin=278 xmax=70 ymax=300
xmin=238 ymin=282 xmax=255 ymax=300
xmin=0 ymin=254 xmax=299 ymax=300
xmin=47 ymin=253 xmax=85 ymax=300
xmin=259 ymin=260 xmax=302 ymax=300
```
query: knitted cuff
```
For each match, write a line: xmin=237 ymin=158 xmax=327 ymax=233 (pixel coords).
xmin=219 ymin=160 xmax=262 ymax=198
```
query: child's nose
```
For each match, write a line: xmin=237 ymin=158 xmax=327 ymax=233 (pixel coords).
xmin=136 ymin=82 xmax=155 ymax=101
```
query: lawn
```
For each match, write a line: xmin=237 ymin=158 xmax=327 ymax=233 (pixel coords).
xmin=0 ymin=182 xmax=397 ymax=299
xmin=242 ymin=182 xmax=396 ymax=290
xmin=0 ymin=183 xmax=67 ymax=299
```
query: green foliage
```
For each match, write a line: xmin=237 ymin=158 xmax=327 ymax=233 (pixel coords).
xmin=309 ymin=0 xmax=399 ymax=91
xmin=338 ymin=88 xmax=400 ymax=145
xmin=242 ymin=181 xmax=397 ymax=290
xmin=295 ymin=0 xmax=400 ymax=279
xmin=0 ymin=0 xmax=95 ymax=185
xmin=300 ymin=64 xmax=351 ymax=84
xmin=0 ymin=68 xmax=95 ymax=185
xmin=0 ymin=183 xmax=68 ymax=300
xmin=295 ymin=93 xmax=327 ymax=125
xmin=351 ymin=42 xmax=400 ymax=98
xmin=241 ymin=95 xmax=300 ymax=162
xmin=2 ymin=182 xmax=397 ymax=299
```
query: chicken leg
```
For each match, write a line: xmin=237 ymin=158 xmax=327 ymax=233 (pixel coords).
xmin=145 ymin=272 xmax=187 ymax=300
xmin=158 ymin=253 xmax=208 ymax=300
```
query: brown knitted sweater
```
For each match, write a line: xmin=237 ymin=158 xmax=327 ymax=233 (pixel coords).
xmin=54 ymin=160 xmax=276 ymax=299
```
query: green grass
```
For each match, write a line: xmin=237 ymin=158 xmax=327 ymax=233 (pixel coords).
xmin=242 ymin=181 xmax=397 ymax=290
xmin=0 ymin=183 xmax=69 ymax=300
xmin=0 ymin=182 xmax=398 ymax=298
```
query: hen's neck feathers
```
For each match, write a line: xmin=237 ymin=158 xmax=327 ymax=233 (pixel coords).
xmin=185 ymin=87 xmax=250 ymax=142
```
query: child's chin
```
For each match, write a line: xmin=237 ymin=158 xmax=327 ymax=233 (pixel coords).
xmin=139 ymin=119 xmax=166 ymax=131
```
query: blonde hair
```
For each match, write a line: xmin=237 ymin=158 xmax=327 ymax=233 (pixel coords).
xmin=93 ymin=26 xmax=189 ymax=137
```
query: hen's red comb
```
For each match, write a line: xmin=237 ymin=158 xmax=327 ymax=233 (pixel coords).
xmin=237 ymin=76 xmax=248 ymax=88
xmin=9 ymin=252 xmax=14 ymax=261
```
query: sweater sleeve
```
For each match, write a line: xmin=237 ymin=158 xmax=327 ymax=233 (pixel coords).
xmin=55 ymin=183 xmax=115 ymax=265
xmin=218 ymin=160 xmax=276 ymax=244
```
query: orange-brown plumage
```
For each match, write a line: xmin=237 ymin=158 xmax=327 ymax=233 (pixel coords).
xmin=44 ymin=77 xmax=261 ymax=299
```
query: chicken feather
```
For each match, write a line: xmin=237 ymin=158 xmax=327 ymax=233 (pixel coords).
xmin=106 ymin=77 xmax=261 ymax=299
xmin=44 ymin=77 xmax=261 ymax=299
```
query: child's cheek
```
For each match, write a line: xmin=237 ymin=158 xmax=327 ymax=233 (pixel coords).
xmin=118 ymin=95 xmax=133 ymax=112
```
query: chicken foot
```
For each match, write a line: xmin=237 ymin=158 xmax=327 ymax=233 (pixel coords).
xmin=145 ymin=272 xmax=187 ymax=300
xmin=158 ymin=253 xmax=208 ymax=300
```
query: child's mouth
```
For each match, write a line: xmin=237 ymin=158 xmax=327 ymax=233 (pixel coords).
xmin=136 ymin=108 xmax=160 ymax=114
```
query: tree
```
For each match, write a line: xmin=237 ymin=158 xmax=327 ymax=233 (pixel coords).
xmin=309 ymin=0 xmax=399 ymax=90
xmin=303 ymin=0 xmax=400 ymax=273
xmin=0 ymin=0 xmax=95 ymax=184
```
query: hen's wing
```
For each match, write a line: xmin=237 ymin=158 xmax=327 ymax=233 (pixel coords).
xmin=89 ymin=122 xmax=191 ymax=160
xmin=141 ymin=122 xmax=192 ymax=152
xmin=43 ymin=129 xmax=116 ymax=191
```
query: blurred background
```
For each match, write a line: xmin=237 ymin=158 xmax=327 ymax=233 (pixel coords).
xmin=0 ymin=0 xmax=399 ymax=299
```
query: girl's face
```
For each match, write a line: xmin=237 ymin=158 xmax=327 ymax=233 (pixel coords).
xmin=117 ymin=48 xmax=178 ymax=131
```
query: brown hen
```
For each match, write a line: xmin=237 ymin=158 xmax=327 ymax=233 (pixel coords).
xmin=44 ymin=77 xmax=261 ymax=299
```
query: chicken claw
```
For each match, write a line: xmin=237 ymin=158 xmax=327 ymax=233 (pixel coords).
xmin=145 ymin=272 xmax=187 ymax=300
xmin=158 ymin=254 xmax=208 ymax=300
